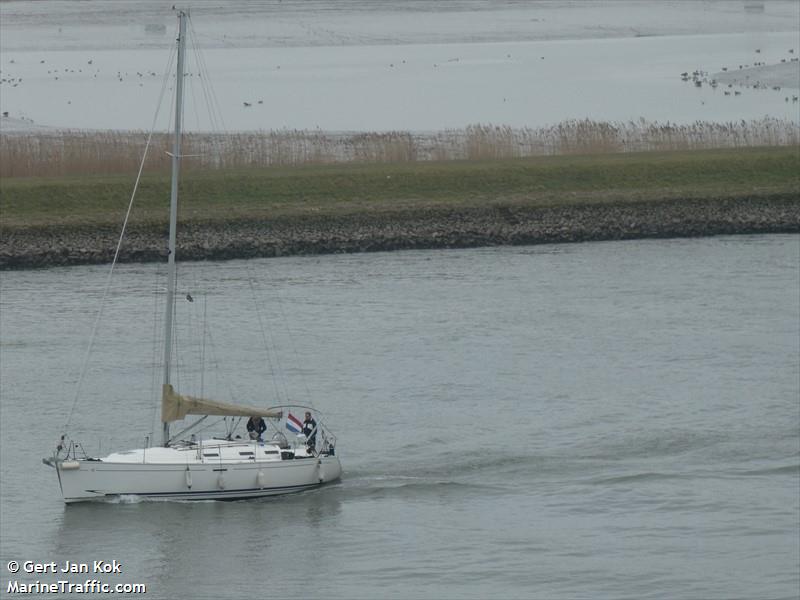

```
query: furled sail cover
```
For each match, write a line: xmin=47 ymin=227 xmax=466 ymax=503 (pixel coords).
xmin=161 ymin=384 xmax=283 ymax=422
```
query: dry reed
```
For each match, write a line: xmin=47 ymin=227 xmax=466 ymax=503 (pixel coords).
xmin=1 ymin=117 xmax=797 ymax=178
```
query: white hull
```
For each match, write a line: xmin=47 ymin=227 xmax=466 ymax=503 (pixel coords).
xmin=46 ymin=440 xmax=342 ymax=503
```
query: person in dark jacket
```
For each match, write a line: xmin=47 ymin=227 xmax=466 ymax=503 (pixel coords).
xmin=302 ymin=411 xmax=317 ymax=451
xmin=247 ymin=416 xmax=267 ymax=442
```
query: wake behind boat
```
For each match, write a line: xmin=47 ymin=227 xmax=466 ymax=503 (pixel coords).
xmin=43 ymin=9 xmax=342 ymax=503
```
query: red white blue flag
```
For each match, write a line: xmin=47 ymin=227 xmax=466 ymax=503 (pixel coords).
xmin=286 ymin=412 xmax=303 ymax=433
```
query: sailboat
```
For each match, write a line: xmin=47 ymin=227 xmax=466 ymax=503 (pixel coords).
xmin=42 ymin=10 xmax=342 ymax=503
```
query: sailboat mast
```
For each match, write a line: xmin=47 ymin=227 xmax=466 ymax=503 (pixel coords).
xmin=162 ymin=9 xmax=188 ymax=447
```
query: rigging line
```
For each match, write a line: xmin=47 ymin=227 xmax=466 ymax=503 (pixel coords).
xmin=172 ymin=272 xmax=182 ymax=395
xmin=172 ymin=106 xmax=206 ymax=404
xmin=172 ymin=267 xmax=196 ymax=398
xmin=185 ymin=45 xmax=203 ymax=135
xmin=203 ymin=323 xmax=240 ymax=404
xmin=246 ymin=268 xmax=287 ymax=405
xmin=149 ymin=263 xmax=166 ymax=439
xmin=172 ymin=216 xmax=202 ymax=398
xmin=188 ymin=30 xmax=218 ymax=134
xmin=189 ymin=29 xmax=224 ymax=176
xmin=183 ymin=19 xmax=240 ymax=406
xmin=245 ymin=264 xmax=289 ymax=402
xmin=189 ymin=285 xmax=206 ymax=398
xmin=196 ymin=72 xmax=224 ymax=164
xmin=169 ymin=415 xmax=208 ymax=443
xmin=273 ymin=279 xmax=315 ymax=407
xmin=172 ymin=260 xmax=216 ymax=403
xmin=259 ymin=263 xmax=316 ymax=407
xmin=189 ymin=18 xmax=229 ymax=134
xmin=170 ymin=42 xmax=193 ymax=398
xmin=200 ymin=293 xmax=208 ymax=398
xmin=187 ymin=22 xmax=225 ymax=169
xmin=182 ymin=269 xmax=194 ymax=393
xmin=64 ymin=43 xmax=178 ymax=432
xmin=226 ymin=416 xmax=237 ymax=438
xmin=191 ymin=416 xmax=231 ymax=436
xmin=184 ymin=254 xmax=208 ymax=399
xmin=158 ymin=66 xmax=177 ymax=405
xmin=200 ymin=46 xmax=235 ymax=170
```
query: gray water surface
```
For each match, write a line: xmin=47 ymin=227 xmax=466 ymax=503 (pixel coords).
xmin=1 ymin=235 xmax=798 ymax=599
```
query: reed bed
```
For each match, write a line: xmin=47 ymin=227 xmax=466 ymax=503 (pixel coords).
xmin=1 ymin=117 xmax=797 ymax=178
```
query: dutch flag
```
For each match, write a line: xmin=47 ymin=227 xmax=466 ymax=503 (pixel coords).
xmin=286 ymin=412 xmax=303 ymax=433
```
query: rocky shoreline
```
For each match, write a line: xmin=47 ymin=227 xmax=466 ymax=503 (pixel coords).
xmin=1 ymin=195 xmax=798 ymax=270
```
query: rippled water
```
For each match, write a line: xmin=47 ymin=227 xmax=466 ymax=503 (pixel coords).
xmin=1 ymin=235 xmax=798 ymax=599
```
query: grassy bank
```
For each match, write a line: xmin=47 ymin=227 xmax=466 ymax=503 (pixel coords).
xmin=2 ymin=145 xmax=798 ymax=230
xmin=2 ymin=118 xmax=798 ymax=178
